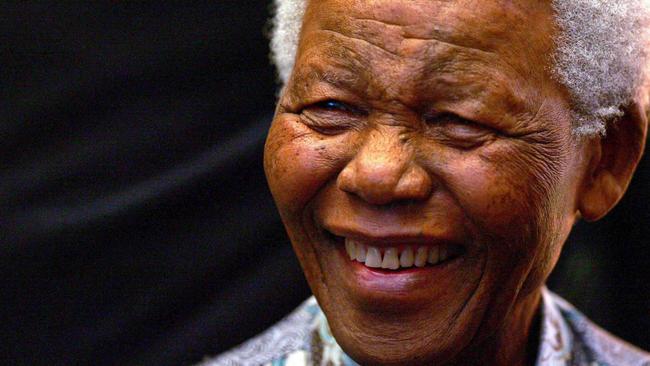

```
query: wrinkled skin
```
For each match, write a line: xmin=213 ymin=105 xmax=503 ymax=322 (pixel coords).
xmin=264 ymin=0 xmax=648 ymax=365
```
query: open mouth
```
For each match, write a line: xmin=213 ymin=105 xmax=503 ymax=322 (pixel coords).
xmin=326 ymin=231 xmax=464 ymax=271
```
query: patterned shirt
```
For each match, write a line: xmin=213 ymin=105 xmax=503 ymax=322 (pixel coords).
xmin=201 ymin=288 xmax=650 ymax=366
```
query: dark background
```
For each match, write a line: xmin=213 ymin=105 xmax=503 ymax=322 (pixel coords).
xmin=0 ymin=2 xmax=647 ymax=366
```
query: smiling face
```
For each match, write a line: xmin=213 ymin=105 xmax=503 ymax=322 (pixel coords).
xmin=265 ymin=0 xmax=592 ymax=364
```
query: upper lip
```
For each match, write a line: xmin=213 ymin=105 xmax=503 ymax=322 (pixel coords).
xmin=324 ymin=223 xmax=462 ymax=247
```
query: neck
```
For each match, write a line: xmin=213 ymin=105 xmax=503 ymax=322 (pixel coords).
xmin=451 ymin=289 xmax=543 ymax=366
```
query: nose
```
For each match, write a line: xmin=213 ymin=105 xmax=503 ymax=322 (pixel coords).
xmin=337 ymin=128 xmax=433 ymax=205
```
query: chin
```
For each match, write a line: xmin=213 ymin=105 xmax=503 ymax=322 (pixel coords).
xmin=291 ymin=222 xmax=511 ymax=366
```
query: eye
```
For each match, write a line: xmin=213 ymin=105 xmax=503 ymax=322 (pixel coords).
xmin=318 ymin=100 xmax=344 ymax=110
xmin=311 ymin=100 xmax=360 ymax=113
xmin=425 ymin=113 xmax=495 ymax=149
xmin=299 ymin=99 xmax=365 ymax=135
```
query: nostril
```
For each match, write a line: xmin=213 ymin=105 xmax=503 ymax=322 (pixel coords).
xmin=337 ymin=162 xmax=433 ymax=204
xmin=337 ymin=166 xmax=402 ymax=205
xmin=394 ymin=164 xmax=433 ymax=200
xmin=336 ymin=164 xmax=357 ymax=195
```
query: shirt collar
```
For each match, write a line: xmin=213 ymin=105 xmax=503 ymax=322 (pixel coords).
xmin=536 ymin=286 xmax=574 ymax=366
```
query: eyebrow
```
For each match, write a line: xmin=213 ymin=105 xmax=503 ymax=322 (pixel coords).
xmin=290 ymin=63 xmax=368 ymax=100
xmin=289 ymin=36 xmax=374 ymax=91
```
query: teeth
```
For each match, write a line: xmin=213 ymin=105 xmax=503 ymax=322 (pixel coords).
xmin=345 ymin=239 xmax=356 ymax=260
xmin=427 ymin=245 xmax=440 ymax=265
xmin=356 ymin=243 xmax=367 ymax=262
xmin=365 ymin=246 xmax=382 ymax=268
xmin=381 ymin=247 xmax=399 ymax=270
xmin=399 ymin=247 xmax=414 ymax=267
xmin=414 ymin=246 xmax=428 ymax=267
xmin=439 ymin=246 xmax=449 ymax=262
xmin=344 ymin=239 xmax=458 ymax=270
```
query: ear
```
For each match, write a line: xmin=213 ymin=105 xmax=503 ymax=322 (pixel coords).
xmin=578 ymin=101 xmax=648 ymax=222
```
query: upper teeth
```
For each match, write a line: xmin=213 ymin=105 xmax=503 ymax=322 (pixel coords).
xmin=345 ymin=238 xmax=454 ymax=270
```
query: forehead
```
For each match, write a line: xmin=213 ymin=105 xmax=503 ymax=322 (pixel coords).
xmin=299 ymin=0 xmax=556 ymax=60
xmin=292 ymin=0 xmax=559 ymax=120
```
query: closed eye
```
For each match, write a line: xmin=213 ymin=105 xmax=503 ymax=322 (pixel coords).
xmin=425 ymin=113 xmax=496 ymax=149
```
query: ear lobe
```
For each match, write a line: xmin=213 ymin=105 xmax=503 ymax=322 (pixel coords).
xmin=578 ymin=101 xmax=648 ymax=222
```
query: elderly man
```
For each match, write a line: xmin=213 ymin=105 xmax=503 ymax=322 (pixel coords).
xmin=206 ymin=0 xmax=650 ymax=365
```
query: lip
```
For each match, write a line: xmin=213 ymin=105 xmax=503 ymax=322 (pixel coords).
xmin=325 ymin=223 xmax=464 ymax=247
xmin=347 ymin=250 xmax=465 ymax=287
xmin=335 ymin=243 xmax=468 ymax=309
xmin=320 ymin=226 xmax=468 ymax=306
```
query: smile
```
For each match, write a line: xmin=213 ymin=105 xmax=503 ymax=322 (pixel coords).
xmin=322 ymin=228 xmax=477 ymax=302
xmin=345 ymin=238 xmax=463 ymax=270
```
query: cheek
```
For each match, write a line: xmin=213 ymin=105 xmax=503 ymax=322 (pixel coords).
xmin=264 ymin=114 xmax=351 ymax=217
xmin=440 ymin=143 xmax=567 ymax=243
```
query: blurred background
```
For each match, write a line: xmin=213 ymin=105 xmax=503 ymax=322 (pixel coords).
xmin=0 ymin=2 xmax=647 ymax=366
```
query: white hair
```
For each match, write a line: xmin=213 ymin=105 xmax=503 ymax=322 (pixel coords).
xmin=552 ymin=0 xmax=650 ymax=135
xmin=270 ymin=0 xmax=650 ymax=136
xmin=269 ymin=0 xmax=307 ymax=84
